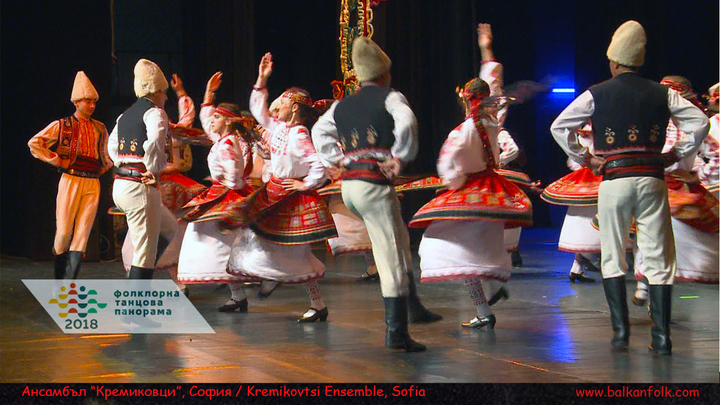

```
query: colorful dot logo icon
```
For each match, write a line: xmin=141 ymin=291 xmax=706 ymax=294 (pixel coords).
xmin=48 ymin=283 xmax=107 ymax=318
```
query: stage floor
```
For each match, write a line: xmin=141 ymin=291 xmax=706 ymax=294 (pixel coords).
xmin=1 ymin=229 xmax=717 ymax=383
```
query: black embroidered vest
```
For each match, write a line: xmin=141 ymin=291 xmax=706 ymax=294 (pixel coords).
xmin=589 ymin=73 xmax=670 ymax=180
xmin=117 ymin=98 xmax=155 ymax=159
xmin=334 ymin=86 xmax=396 ymax=184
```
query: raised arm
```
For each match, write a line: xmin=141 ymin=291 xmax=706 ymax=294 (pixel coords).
xmin=171 ymin=74 xmax=196 ymax=128
xmin=250 ymin=53 xmax=278 ymax=130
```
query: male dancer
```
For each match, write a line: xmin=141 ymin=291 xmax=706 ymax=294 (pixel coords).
xmin=312 ymin=37 xmax=441 ymax=352
xmin=551 ymin=21 xmax=708 ymax=355
xmin=109 ymin=59 xmax=177 ymax=279
xmin=29 ymin=71 xmax=113 ymax=279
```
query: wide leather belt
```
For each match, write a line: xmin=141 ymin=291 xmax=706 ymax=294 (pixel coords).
xmin=62 ymin=168 xmax=99 ymax=178
xmin=345 ymin=161 xmax=381 ymax=172
xmin=115 ymin=167 xmax=145 ymax=178
xmin=604 ymin=156 xmax=665 ymax=171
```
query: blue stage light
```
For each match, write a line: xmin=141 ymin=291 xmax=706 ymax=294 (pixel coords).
xmin=551 ymin=88 xmax=576 ymax=93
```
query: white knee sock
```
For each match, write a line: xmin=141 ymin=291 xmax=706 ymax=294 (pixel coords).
xmin=635 ymin=279 xmax=648 ymax=299
xmin=570 ymin=254 xmax=584 ymax=274
xmin=303 ymin=280 xmax=325 ymax=310
xmin=227 ymin=283 xmax=246 ymax=304
xmin=464 ymin=278 xmax=492 ymax=318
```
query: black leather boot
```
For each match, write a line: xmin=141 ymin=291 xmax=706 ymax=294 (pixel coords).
xmin=54 ymin=252 xmax=68 ymax=279
xmin=155 ymin=236 xmax=171 ymax=266
xmin=407 ymin=272 xmax=442 ymax=324
xmin=66 ymin=251 xmax=84 ymax=279
xmin=648 ymin=285 xmax=672 ymax=356
xmin=128 ymin=266 xmax=155 ymax=280
xmin=511 ymin=251 xmax=523 ymax=267
xmin=602 ymin=276 xmax=630 ymax=350
xmin=384 ymin=297 xmax=426 ymax=352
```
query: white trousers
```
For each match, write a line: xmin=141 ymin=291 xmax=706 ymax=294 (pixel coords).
xmin=55 ymin=173 xmax=100 ymax=254
xmin=341 ymin=180 xmax=409 ymax=297
xmin=598 ymin=177 xmax=675 ymax=285
xmin=112 ymin=179 xmax=177 ymax=268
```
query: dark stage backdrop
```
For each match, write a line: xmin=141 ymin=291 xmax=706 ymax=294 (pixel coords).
xmin=2 ymin=1 xmax=718 ymax=259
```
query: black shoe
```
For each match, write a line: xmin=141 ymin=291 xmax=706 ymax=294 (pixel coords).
xmin=66 ymin=251 xmax=83 ymax=279
xmin=218 ymin=298 xmax=248 ymax=313
xmin=511 ymin=251 xmax=523 ymax=267
xmin=603 ymin=276 xmax=630 ymax=350
xmin=356 ymin=271 xmax=379 ymax=282
xmin=384 ymin=297 xmax=426 ymax=352
xmin=53 ymin=252 xmax=68 ymax=279
xmin=297 ymin=307 xmax=328 ymax=323
xmin=648 ymin=285 xmax=672 ymax=356
xmin=488 ymin=287 xmax=509 ymax=306
xmin=407 ymin=273 xmax=442 ymax=324
xmin=128 ymin=266 xmax=155 ymax=279
xmin=462 ymin=314 xmax=496 ymax=330
xmin=569 ymin=272 xmax=595 ymax=283
xmin=257 ymin=281 xmax=280 ymax=300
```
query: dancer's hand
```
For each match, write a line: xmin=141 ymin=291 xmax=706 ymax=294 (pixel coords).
xmin=204 ymin=72 xmax=222 ymax=104
xmin=326 ymin=165 xmax=344 ymax=180
xmin=171 ymin=74 xmax=186 ymax=97
xmin=477 ymin=23 xmax=493 ymax=50
xmin=281 ymin=179 xmax=308 ymax=191
xmin=206 ymin=72 xmax=222 ymax=93
xmin=258 ymin=53 xmax=273 ymax=82
xmin=141 ymin=171 xmax=157 ymax=186
xmin=379 ymin=157 xmax=403 ymax=180
xmin=662 ymin=150 xmax=681 ymax=168
xmin=586 ymin=155 xmax=606 ymax=176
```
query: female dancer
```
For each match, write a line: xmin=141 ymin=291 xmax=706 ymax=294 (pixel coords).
xmin=408 ymin=77 xmax=532 ymax=329
xmin=228 ymin=53 xmax=337 ymax=322
xmin=176 ymin=72 xmax=258 ymax=312
xmin=541 ymin=124 xmax=603 ymax=283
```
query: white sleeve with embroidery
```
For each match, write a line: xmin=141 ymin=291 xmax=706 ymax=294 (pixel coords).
xmin=696 ymin=116 xmax=720 ymax=184
xmin=437 ymin=125 xmax=470 ymax=190
xmin=311 ymin=100 xmax=344 ymax=167
xmin=668 ymin=89 xmax=710 ymax=159
xmin=107 ymin=115 xmax=122 ymax=166
xmin=386 ymin=90 xmax=419 ymax=164
xmin=176 ymin=94 xmax=196 ymax=128
xmin=497 ymin=128 xmax=519 ymax=167
xmin=292 ymin=128 xmax=326 ymax=190
xmin=250 ymin=88 xmax=281 ymax=134
xmin=28 ymin=120 xmax=62 ymax=166
xmin=200 ymin=105 xmax=221 ymax=143
xmin=214 ymin=137 xmax=245 ymax=190
xmin=142 ymin=107 xmax=169 ymax=175
xmin=550 ymin=90 xmax=594 ymax=164
xmin=479 ymin=60 xmax=507 ymax=125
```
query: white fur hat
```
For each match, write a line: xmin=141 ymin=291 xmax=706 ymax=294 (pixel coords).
xmin=133 ymin=59 xmax=168 ymax=98
xmin=606 ymin=20 xmax=646 ymax=67
xmin=352 ymin=37 xmax=391 ymax=82
xmin=70 ymin=71 xmax=99 ymax=102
